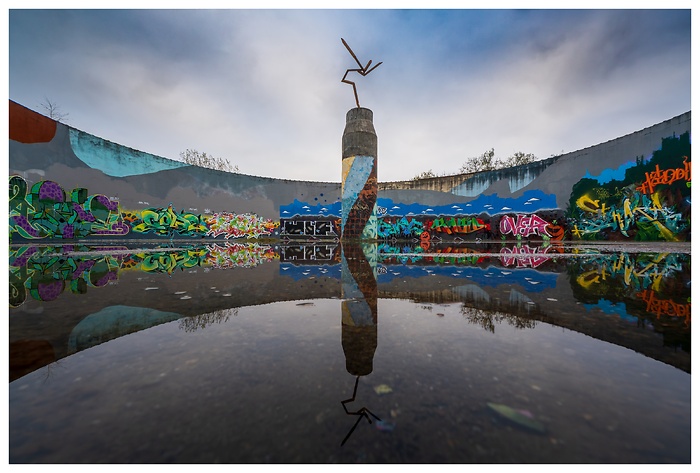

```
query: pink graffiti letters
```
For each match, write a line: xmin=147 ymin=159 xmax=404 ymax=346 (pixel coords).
xmin=499 ymin=214 xmax=552 ymax=238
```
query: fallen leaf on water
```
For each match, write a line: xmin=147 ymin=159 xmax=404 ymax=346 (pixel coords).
xmin=374 ymin=384 xmax=393 ymax=395
xmin=487 ymin=402 xmax=546 ymax=434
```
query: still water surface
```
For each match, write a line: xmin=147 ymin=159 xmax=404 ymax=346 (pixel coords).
xmin=8 ymin=242 xmax=691 ymax=463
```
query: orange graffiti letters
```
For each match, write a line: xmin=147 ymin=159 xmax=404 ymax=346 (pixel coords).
xmin=636 ymin=156 xmax=691 ymax=194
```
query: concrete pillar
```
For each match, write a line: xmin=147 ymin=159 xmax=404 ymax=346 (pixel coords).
xmin=341 ymin=107 xmax=377 ymax=241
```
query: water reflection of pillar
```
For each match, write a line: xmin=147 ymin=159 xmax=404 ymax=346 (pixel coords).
xmin=341 ymin=242 xmax=378 ymax=376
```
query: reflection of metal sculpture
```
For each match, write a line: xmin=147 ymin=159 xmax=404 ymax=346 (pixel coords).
xmin=341 ymin=38 xmax=382 ymax=108
xmin=340 ymin=376 xmax=382 ymax=446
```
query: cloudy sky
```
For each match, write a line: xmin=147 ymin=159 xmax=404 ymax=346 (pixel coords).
xmin=6 ymin=3 xmax=693 ymax=182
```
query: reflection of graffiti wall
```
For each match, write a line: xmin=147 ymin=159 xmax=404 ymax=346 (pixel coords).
xmin=9 ymin=99 xmax=690 ymax=242
xmin=9 ymin=246 xmax=125 ymax=307
xmin=9 ymin=244 xmax=277 ymax=306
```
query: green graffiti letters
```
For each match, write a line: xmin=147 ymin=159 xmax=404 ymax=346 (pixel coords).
xmin=129 ymin=205 xmax=208 ymax=237
xmin=9 ymin=176 xmax=129 ymax=239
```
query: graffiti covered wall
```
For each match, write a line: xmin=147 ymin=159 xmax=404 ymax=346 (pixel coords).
xmin=8 ymin=100 xmax=691 ymax=242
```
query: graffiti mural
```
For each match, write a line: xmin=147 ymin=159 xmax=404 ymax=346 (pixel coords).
xmin=374 ymin=212 xmax=563 ymax=243
xmin=124 ymin=206 xmax=276 ymax=239
xmin=205 ymin=212 xmax=277 ymax=239
xmin=342 ymin=155 xmax=378 ymax=240
xmin=9 ymin=245 xmax=125 ymax=307
xmin=9 ymin=176 xmax=129 ymax=239
xmin=636 ymin=156 xmax=691 ymax=194
xmin=125 ymin=205 xmax=207 ymax=237
xmin=279 ymin=217 xmax=340 ymax=239
xmin=377 ymin=216 xmax=425 ymax=240
xmin=568 ymin=132 xmax=691 ymax=241
xmin=499 ymin=214 xmax=564 ymax=240
xmin=9 ymin=177 xmax=276 ymax=242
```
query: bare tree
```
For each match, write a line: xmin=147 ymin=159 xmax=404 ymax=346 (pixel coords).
xmin=39 ymin=96 xmax=69 ymax=123
xmin=459 ymin=148 xmax=499 ymax=174
xmin=412 ymin=169 xmax=438 ymax=180
xmin=180 ymin=149 xmax=239 ymax=173
xmin=501 ymin=151 xmax=536 ymax=168
xmin=414 ymin=149 xmax=538 ymax=178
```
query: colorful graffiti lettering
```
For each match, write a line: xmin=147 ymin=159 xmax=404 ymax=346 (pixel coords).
xmin=636 ymin=156 xmax=691 ymax=194
xmin=377 ymin=216 xmax=424 ymax=239
xmin=205 ymin=212 xmax=277 ymax=239
xmin=431 ymin=216 xmax=490 ymax=235
xmin=568 ymin=132 xmax=690 ymax=241
xmin=9 ymin=176 xmax=129 ymax=239
xmin=571 ymin=190 xmax=686 ymax=241
xmin=637 ymin=289 xmax=691 ymax=326
xmin=377 ymin=215 xmax=494 ymax=241
xmin=499 ymin=214 xmax=555 ymax=239
xmin=128 ymin=205 xmax=207 ymax=237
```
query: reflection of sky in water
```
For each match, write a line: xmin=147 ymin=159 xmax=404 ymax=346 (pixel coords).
xmin=584 ymin=299 xmax=638 ymax=323
xmin=9 ymin=298 xmax=691 ymax=463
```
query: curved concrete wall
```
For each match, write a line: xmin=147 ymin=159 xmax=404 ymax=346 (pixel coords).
xmin=9 ymin=100 xmax=691 ymax=242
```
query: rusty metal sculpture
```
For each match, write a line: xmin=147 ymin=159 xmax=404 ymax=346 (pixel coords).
xmin=341 ymin=38 xmax=382 ymax=108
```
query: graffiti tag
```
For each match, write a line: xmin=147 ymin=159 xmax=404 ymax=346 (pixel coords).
xmin=636 ymin=156 xmax=691 ymax=194
xmin=637 ymin=289 xmax=691 ymax=326
xmin=499 ymin=214 xmax=552 ymax=238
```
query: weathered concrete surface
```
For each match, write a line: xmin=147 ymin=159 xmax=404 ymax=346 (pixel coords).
xmin=381 ymin=111 xmax=691 ymax=205
xmin=341 ymin=107 xmax=378 ymax=239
